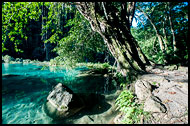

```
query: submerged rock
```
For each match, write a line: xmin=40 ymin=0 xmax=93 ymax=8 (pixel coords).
xmin=44 ymin=83 xmax=85 ymax=119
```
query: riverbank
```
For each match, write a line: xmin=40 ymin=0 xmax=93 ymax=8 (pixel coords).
xmin=2 ymin=55 xmax=188 ymax=124
xmin=113 ymin=65 xmax=188 ymax=124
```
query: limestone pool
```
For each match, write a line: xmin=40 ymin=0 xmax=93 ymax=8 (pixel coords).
xmin=2 ymin=63 xmax=120 ymax=124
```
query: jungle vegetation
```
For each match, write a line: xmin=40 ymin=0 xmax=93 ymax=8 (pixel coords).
xmin=2 ymin=2 xmax=188 ymax=73
xmin=2 ymin=2 xmax=188 ymax=124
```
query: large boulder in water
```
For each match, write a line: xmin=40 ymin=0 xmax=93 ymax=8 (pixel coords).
xmin=44 ymin=83 xmax=85 ymax=119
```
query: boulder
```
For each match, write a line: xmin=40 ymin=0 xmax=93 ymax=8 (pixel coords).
xmin=134 ymin=79 xmax=167 ymax=113
xmin=141 ymin=74 xmax=170 ymax=84
xmin=143 ymin=96 xmax=166 ymax=113
xmin=134 ymin=80 xmax=152 ymax=102
xmin=44 ymin=83 xmax=85 ymax=119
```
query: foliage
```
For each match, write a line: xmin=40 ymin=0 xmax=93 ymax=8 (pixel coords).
xmin=152 ymin=81 xmax=160 ymax=86
xmin=49 ymin=57 xmax=64 ymax=66
xmin=2 ymin=55 xmax=14 ymax=63
xmin=2 ymin=2 xmax=75 ymax=60
xmin=77 ymin=62 xmax=113 ymax=70
xmin=114 ymin=72 xmax=126 ymax=88
xmin=2 ymin=2 xmax=42 ymax=53
xmin=53 ymin=8 xmax=106 ymax=66
xmin=115 ymin=90 xmax=149 ymax=124
xmin=114 ymin=69 xmax=139 ymax=89
xmin=76 ymin=62 xmax=115 ymax=75
xmin=2 ymin=2 xmax=188 ymax=66
xmin=132 ymin=2 xmax=188 ymax=64
xmin=1 ymin=2 xmax=188 ymax=124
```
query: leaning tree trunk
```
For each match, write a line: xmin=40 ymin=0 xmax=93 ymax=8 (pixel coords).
xmin=75 ymin=2 xmax=150 ymax=75
xmin=137 ymin=7 xmax=165 ymax=52
xmin=162 ymin=3 xmax=169 ymax=51
xmin=162 ymin=20 xmax=168 ymax=50
xmin=167 ymin=2 xmax=177 ymax=55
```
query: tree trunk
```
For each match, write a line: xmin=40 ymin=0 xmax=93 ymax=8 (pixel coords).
xmin=137 ymin=7 xmax=165 ymax=52
xmin=162 ymin=21 xmax=168 ymax=50
xmin=162 ymin=3 xmax=169 ymax=51
xmin=75 ymin=2 xmax=150 ymax=75
xmin=167 ymin=2 xmax=177 ymax=54
xmin=41 ymin=2 xmax=49 ymax=61
xmin=41 ymin=2 xmax=50 ymax=61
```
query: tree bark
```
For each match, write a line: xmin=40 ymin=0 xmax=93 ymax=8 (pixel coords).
xmin=75 ymin=2 xmax=150 ymax=75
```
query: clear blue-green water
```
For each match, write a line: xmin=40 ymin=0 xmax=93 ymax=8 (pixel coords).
xmin=2 ymin=63 xmax=119 ymax=124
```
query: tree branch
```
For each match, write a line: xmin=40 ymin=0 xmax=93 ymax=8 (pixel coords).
xmin=129 ymin=2 xmax=136 ymax=26
xmin=134 ymin=14 xmax=144 ymax=25
xmin=101 ymin=2 xmax=108 ymax=20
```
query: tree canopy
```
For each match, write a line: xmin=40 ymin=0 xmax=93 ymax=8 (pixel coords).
xmin=2 ymin=2 xmax=188 ymax=67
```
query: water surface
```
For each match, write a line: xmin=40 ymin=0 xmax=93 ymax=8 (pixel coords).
xmin=2 ymin=63 xmax=119 ymax=124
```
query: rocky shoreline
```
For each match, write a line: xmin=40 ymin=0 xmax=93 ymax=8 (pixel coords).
xmin=2 ymin=55 xmax=188 ymax=124
xmin=113 ymin=66 xmax=188 ymax=124
xmin=2 ymin=55 xmax=49 ymax=66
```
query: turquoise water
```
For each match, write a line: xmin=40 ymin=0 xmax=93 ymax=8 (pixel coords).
xmin=2 ymin=63 xmax=118 ymax=124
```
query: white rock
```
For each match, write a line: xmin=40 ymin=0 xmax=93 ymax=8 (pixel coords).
xmin=144 ymin=96 xmax=166 ymax=113
xmin=135 ymin=80 xmax=152 ymax=101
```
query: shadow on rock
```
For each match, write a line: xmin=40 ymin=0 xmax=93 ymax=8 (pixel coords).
xmin=43 ymin=83 xmax=111 ymax=123
xmin=52 ymin=93 xmax=112 ymax=124
xmin=73 ymin=93 xmax=111 ymax=115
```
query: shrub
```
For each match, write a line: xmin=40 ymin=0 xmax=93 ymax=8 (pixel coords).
xmin=115 ymin=90 xmax=149 ymax=124
xmin=3 ymin=55 xmax=14 ymax=63
xmin=77 ymin=62 xmax=115 ymax=71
